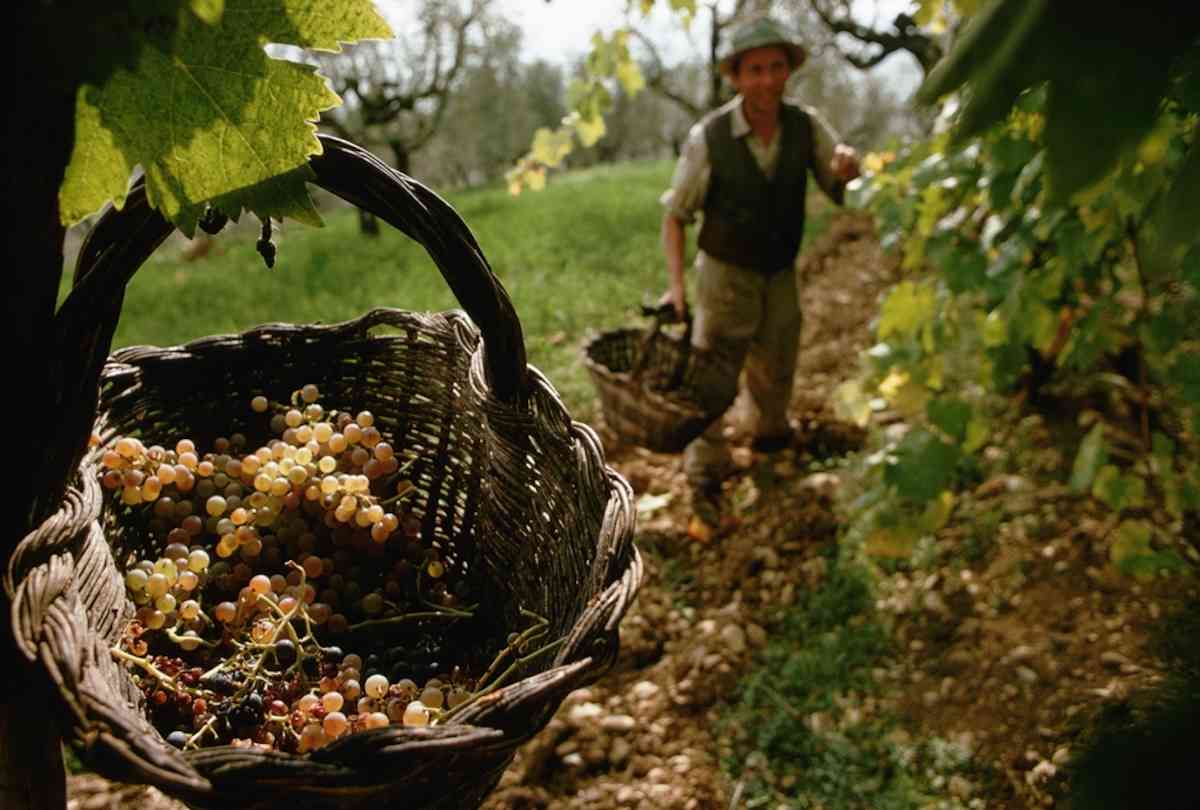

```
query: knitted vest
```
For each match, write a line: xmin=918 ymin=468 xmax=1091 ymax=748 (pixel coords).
xmin=697 ymin=103 xmax=812 ymax=274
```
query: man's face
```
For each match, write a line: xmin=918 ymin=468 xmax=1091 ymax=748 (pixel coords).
xmin=731 ymin=45 xmax=792 ymax=118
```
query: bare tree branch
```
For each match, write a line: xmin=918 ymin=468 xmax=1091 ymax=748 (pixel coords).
xmin=806 ymin=0 xmax=942 ymax=74
xmin=318 ymin=0 xmax=489 ymax=168
xmin=629 ymin=27 xmax=704 ymax=119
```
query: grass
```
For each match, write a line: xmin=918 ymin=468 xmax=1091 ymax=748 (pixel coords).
xmin=61 ymin=159 xmax=836 ymax=423
xmin=719 ymin=542 xmax=987 ymax=809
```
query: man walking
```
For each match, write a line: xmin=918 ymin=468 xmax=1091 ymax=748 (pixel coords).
xmin=659 ymin=16 xmax=861 ymax=531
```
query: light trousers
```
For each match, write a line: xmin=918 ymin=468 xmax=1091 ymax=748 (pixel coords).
xmin=683 ymin=251 xmax=801 ymax=488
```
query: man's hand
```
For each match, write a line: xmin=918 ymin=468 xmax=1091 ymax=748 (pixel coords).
xmin=831 ymin=143 xmax=861 ymax=183
xmin=659 ymin=286 xmax=687 ymax=322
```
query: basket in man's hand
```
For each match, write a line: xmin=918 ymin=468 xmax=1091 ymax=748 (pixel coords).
xmin=5 ymin=136 xmax=641 ymax=810
xmin=582 ymin=303 xmax=731 ymax=454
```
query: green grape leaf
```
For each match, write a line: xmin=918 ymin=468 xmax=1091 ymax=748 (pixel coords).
xmin=60 ymin=0 xmax=392 ymax=235
xmin=1109 ymin=520 xmax=1186 ymax=581
xmin=1173 ymin=42 xmax=1200 ymax=112
xmin=1149 ymin=139 xmax=1200 ymax=255
xmin=1061 ymin=301 xmax=1125 ymax=371
xmin=1041 ymin=21 xmax=1178 ymax=203
xmin=1024 ymin=302 xmax=1059 ymax=354
xmin=575 ymin=113 xmax=607 ymax=148
xmin=1142 ymin=308 xmax=1186 ymax=357
xmin=866 ymin=524 xmax=920 ymax=559
xmin=964 ymin=414 xmax=991 ymax=453
xmin=190 ymin=0 xmax=225 ymax=24
xmin=981 ymin=309 xmax=1007 ymax=347
xmin=1171 ymin=351 xmax=1200 ymax=405
xmin=531 ymin=126 xmax=574 ymax=168
xmin=1092 ymin=465 xmax=1146 ymax=512
xmin=918 ymin=0 xmax=1048 ymax=112
xmin=919 ymin=491 xmax=957 ymax=533
xmin=833 ymin=380 xmax=873 ymax=428
xmin=878 ymin=281 xmax=937 ymax=341
xmin=1184 ymin=244 xmax=1200 ymax=289
xmin=885 ymin=428 xmax=961 ymax=504
xmin=929 ymin=236 xmax=988 ymax=293
xmin=1108 ymin=520 xmax=1156 ymax=581
xmin=1069 ymin=422 xmax=1108 ymax=492
xmin=927 ymin=397 xmax=972 ymax=442
xmin=616 ymin=58 xmax=646 ymax=96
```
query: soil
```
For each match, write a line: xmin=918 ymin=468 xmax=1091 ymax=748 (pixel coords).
xmin=66 ymin=211 xmax=1198 ymax=810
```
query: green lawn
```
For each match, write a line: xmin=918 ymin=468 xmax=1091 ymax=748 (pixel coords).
xmin=64 ymin=159 xmax=833 ymax=422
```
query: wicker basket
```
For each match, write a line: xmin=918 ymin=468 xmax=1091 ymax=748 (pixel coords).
xmin=5 ymin=136 xmax=641 ymax=810
xmin=582 ymin=308 xmax=729 ymax=453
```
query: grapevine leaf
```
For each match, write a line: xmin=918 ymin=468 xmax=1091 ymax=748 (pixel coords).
xmin=616 ymin=59 xmax=646 ymax=96
xmin=927 ymin=397 xmax=972 ymax=442
xmin=1092 ymin=465 xmax=1146 ymax=512
xmin=884 ymin=429 xmax=961 ymax=504
xmin=1108 ymin=520 xmax=1156 ymax=580
xmin=1173 ymin=42 xmax=1200 ymax=112
xmin=60 ymin=0 xmax=392 ymax=235
xmin=879 ymin=369 xmax=930 ymax=417
xmin=190 ymin=0 xmax=225 ymax=24
xmin=928 ymin=235 xmax=987 ymax=293
xmin=919 ymin=491 xmax=957 ymax=533
xmin=865 ymin=525 xmax=920 ymax=559
xmin=1069 ymin=422 xmax=1107 ymax=493
xmin=833 ymin=380 xmax=873 ymax=428
xmin=964 ymin=415 xmax=991 ymax=453
xmin=917 ymin=0 xmax=1048 ymax=113
xmin=576 ymin=115 xmax=608 ymax=149
xmin=1184 ymin=244 xmax=1200 ymax=289
xmin=531 ymin=127 xmax=574 ymax=168
xmin=1171 ymin=351 xmax=1200 ymax=406
xmin=1041 ymin=18 xmax=1178 ymax=202
xmin=1148 ymin=139 xmax=1200 ymax=255
xmin=1109 ymin=520 xmax=1186 ymax=581
xmin=981 ymin=310 xmax=1007 ymax=347
xmin=878 ymin=281 xmax=937 ymax=341
xmin=1026 ymin=302 xmax=1059 ymax=354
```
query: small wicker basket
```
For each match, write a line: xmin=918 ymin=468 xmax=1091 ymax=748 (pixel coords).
xmin=582 ymin=307 xmax=728 ymax=453
xmin=6 ymin=136 xmax=641 ymax=810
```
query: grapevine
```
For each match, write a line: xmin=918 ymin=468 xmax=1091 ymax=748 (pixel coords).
xmin=839 ymin=80 xmax=1200 ymax=570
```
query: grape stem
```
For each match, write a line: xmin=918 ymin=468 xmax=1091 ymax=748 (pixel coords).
xmin=439 ymin=627 xmax=564 ymax=724
xmin=164 ymin=628 xmax=219 ymax=650
xmin=346 ymin=608 xmax=474 ymax=634
xmin=185 ymin=716 xmax=218 ymax=750
xmin=477 ymin=607 xmax=549 ymax=684
xmin=110 ymin=647 xmax=181 ymax=692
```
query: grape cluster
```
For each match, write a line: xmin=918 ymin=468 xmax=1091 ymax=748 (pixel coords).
xmin=101 ymin=384 xmax=525 ymax=754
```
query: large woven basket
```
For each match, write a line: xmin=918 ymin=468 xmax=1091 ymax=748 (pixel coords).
xmin=6 ymin=136 xmax=641 ymax=810
xmin=582 ymin=308 xmax=727 ymax=453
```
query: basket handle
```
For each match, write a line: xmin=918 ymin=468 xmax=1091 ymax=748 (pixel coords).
xmin=630 ymin=302 xmax=692 ymax=385
xmin=307 ymin=136 xmax=528 ymax=402
xmin=64 ymin=135 xmax=529 ymax=404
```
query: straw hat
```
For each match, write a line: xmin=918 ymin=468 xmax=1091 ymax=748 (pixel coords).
xmin=718 ymin=16 xmax=807 ymax=77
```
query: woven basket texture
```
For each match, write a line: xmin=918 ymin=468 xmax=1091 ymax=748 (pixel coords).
xmin=582 ymin=318 xmax=729 ymax=453
xmin=5 ymin=137 xmax=641 ymax=810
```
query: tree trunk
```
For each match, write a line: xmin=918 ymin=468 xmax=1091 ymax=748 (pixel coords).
xmin=358 ymin=206 xmax=380 ymax=236
xmin=389 ymin=139 xmax=412 ymax=176
xmin=4 ymin=10 xmax=79 ymax=810
xmin=708 ymin=5 xmax=723 ymax=111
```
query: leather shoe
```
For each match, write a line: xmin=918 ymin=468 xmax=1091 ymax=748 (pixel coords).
xmin=750 ymin=432 xmax=793 ymax=453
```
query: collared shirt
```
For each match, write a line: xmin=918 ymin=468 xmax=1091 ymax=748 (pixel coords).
xmin=660 ymin=95 xmax=844 ymax=226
